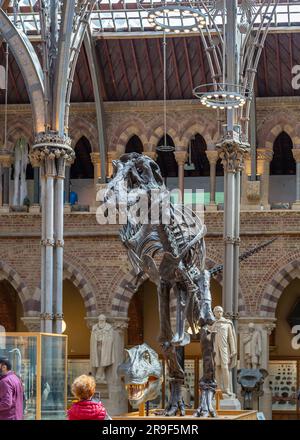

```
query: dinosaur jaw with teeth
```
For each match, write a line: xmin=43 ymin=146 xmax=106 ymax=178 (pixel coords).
xmin=125 ymin=383 xmax=147 ymax=401
xmin=125 ymin=376 xmax=160 ymax=407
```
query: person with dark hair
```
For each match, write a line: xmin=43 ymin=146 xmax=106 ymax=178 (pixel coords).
xmin=0 ymin=357 xmax=24 ymax=420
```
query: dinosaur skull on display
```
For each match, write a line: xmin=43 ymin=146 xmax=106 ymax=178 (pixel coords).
xmin=117 ymin=344 xmax=162 ymax=408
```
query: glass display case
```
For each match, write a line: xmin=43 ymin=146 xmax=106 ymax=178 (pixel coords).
xmin=269 ymin=360 xmax=298 ymax=412
xmin=1 ymin=333 xmax=67 ymax=420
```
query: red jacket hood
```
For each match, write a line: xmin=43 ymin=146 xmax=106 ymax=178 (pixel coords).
xmin=68 ymin=400 xmax=107 ymax=420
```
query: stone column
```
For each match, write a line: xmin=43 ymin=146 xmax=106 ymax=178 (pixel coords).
xmin=63 ymin=162 xmax=73 ymax=214
xmin=0 ymin=155 xmax=13 ymax=213
xmin=238 ymin=317 xmax=276 ymax=419
xmin=107 ymin=151 xmax=120 ymax=179
xmin=29 ymin=155 xmax=41 ymax=213
xmin=31 ymin=132 xmax=74 ymax=334
xmin=90 ymin=152 xmax=101 ymax=213
xmin=292 ymin=148 xmax=300 ymax=210
xmin=175 ymin=150 xmax=187 ymax=202
xmin=257 ymin=148 xmax=273 ymax=210
xmin=206 ymin=150 xmax=219 ymax=211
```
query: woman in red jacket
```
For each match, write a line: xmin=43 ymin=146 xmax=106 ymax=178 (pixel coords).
xmin=67 ymin=374 xmax=107 ymax=420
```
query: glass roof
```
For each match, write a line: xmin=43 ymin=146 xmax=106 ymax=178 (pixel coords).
xmin=6 ymin=1 xmax=300 ymax=36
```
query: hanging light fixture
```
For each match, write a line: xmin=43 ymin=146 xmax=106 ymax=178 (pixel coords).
xmin=156 ymin=25 xmax=174 ymax=153
xmin=147 ymin=4 xmax=206 ymax=34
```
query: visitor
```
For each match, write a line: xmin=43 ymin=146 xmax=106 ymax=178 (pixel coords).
xmin=0 ymin=357 xmax=24 ymax=420
xmin=67 ymin=374 xmax=108 ymax=420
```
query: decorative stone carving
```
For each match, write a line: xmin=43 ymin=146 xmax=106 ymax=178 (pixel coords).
xmin=216 ymin=138 xmax=249 ymax=173
xmin=90 ymin=314 xmax=115 ymax=384
xmin=205 ymin=150 xmax=219 ymax=165
xmin=292 ymin=149 xmax=300 ymax=163
xmin=174 ymin=151 xmax=188 ymax=166
xmin=0 ymin=154 xmax=14 ymax=168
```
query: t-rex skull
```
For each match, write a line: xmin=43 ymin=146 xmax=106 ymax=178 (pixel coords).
xmin=117 ymin=343 xmax=162 ymax=408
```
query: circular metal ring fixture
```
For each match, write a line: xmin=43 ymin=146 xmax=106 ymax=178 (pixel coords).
xmin=147 ymin=6 xmax=206 ymax=33
xmin=156 ymin=144 xmax=175 ymax=152
xmin=193 ymin=83 xmax=248 ymax=109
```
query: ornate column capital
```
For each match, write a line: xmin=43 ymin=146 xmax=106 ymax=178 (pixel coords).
xmin=216 ymin=137 xmax=249 ymax=173
xmin=174 ymin=150 xmax=188 ymax=166
xmin=30 ymin=131 xmax=75 ymax=177
xmin=90 ymin=152 xmax=101 ymax=164
xmin=292 ymin=148 xmax=300 ymax=163
xmin=107 ymin=151 xmax=120 ymax=161
xmin=0 ymin=154 xmax=14 ymax=168
xmin=206 ymin=150 xmax=219 ymax=165
xmin=257 ymin=148 xmax=273 ymax=162
xmin=143 ymin=151 xmax=157 ymax=161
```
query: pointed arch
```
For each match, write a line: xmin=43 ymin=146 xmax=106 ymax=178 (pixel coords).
xmin=260 ymin=260 xmax=300 ymax=317
xmin=63 ymin=261 xmax=97 ymax=317
xmin=0 ymin=260 xmax=33 ymax=312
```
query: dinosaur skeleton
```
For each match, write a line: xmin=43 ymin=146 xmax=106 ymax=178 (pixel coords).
xmin=105 ymin=152 xmax=216 ymax=417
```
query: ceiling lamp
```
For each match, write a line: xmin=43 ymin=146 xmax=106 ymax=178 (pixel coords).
xmin=147 ymin=5 xmax=206 ymax=34
xmin=193 ymin=83 xmax=248 ymax=109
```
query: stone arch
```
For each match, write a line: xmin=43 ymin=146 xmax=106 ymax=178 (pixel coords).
xmin=260 ymin=260 xmax=300 ymax=317
xmin=63 ymin=261 xmax=97 ymax=317
xmin=69 ymin=117 xmax=98 ymax=152
xmin=108 ymin=118 xmax=148 ymax=154
xmin=6 ymin=123 xmax=33 ymax=152
xmin=0 ymin=10 xmax=45 ymax=132
xmin=257 ymin=112 xmax=300 ymax=149
xmin=179 ymin=121 xmax=215 ymax=148
xmin=0 ymin=260 xmax=33 ymax=313
xmin=110 ymin=268 xmax=147 ymax=317
xmin=147 ymin=117 xmax=180 ymax=151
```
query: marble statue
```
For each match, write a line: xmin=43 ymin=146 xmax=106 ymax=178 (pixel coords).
xmin=210 ymin=305 xmax=237 ymax=396
xmin=243 ymin=322 xmax=262 ymax=369
xmin=90 ymin=314 xmax=115 ymax=384
xmin=13 ymin=138 xmax=28 ymax=206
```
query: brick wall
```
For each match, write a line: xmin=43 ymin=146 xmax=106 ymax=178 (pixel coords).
xmin=0 ymin=210 xmax=299 ymax=324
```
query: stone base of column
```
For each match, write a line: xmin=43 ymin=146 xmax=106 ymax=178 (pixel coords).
xmin=29 ymin=204 xmax=41 ymax=214
xmin=205 ymin=202 xmax=218 ymax=212
xmin=64 ymin=203 xmax=72 ymax=213
xmin=292 ymin=201 xmax=300 ymax=210
xmin=0 ymin=205 xmax=10 ymax=213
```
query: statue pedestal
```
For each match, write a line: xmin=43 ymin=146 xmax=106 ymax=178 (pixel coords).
xmin=219 ymin=397 xmax=241 ymax=411
xmin=95 ymin=382 xmax=109 ymax=400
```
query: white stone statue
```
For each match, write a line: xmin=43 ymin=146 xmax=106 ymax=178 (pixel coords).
xmin=210 ymin=305 xmax=237 ymax=396
xmin=90 ymin=314 xmax=115 ymax=384
xmin=243 ymin=322 xmax=262 ymax=369
xmin=13 ymin=138 xmax=28 ymax=206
